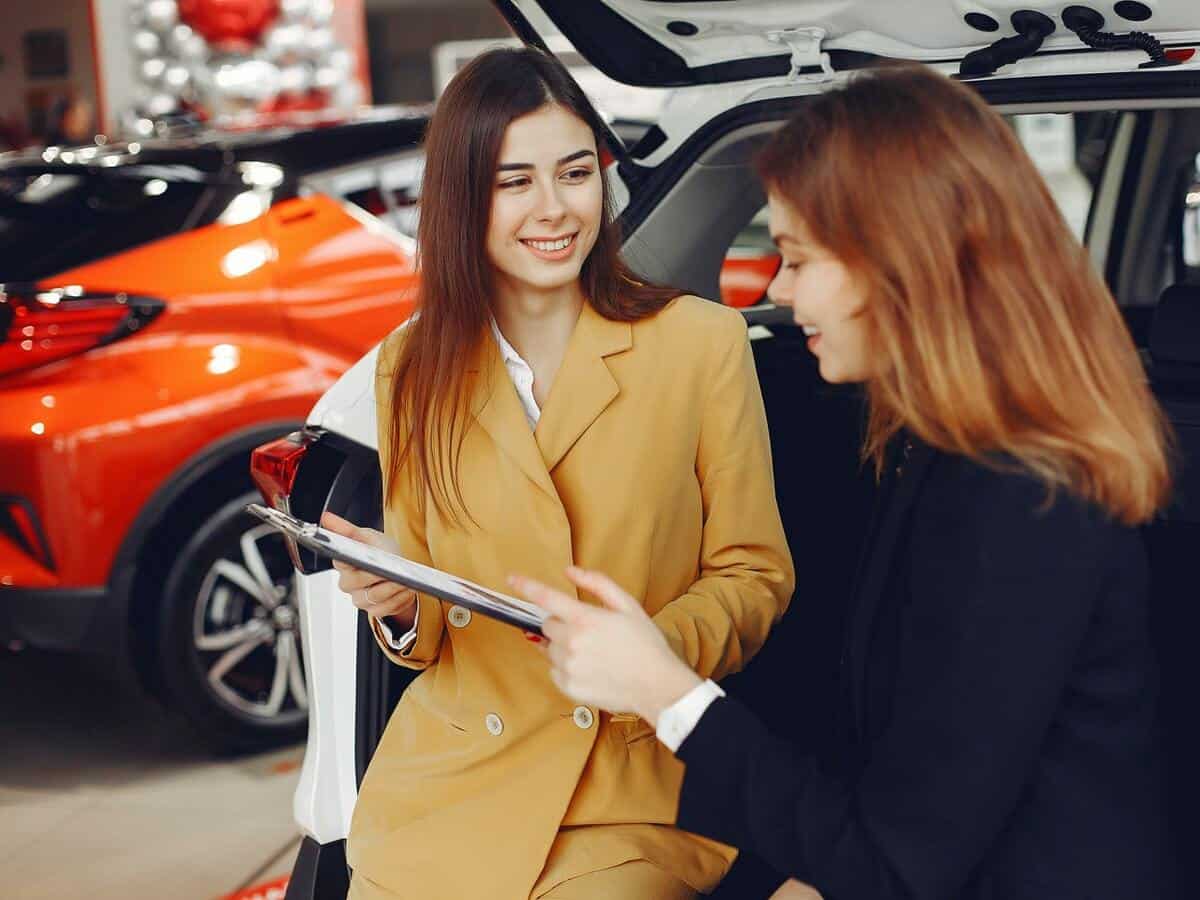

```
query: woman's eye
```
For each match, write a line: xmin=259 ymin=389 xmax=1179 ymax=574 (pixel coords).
xmin=561 ymin=168 xmax=593 ymax=182
xmin=782 ymin=259 xmax=802 ymax=271
xmin=498 ymin=177 xmax=530 ymax=190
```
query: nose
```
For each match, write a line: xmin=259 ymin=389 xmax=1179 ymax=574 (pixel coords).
xmin=766 ymin=260 xmax=793 ymax=309
xmin=535 ymin=179 xmax=568 ymax=223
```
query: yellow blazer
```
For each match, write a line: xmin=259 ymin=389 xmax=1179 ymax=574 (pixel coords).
xmin=347 ymin=295 xmax=794 ymax=898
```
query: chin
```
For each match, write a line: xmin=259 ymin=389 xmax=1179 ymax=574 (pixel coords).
xmin=818 ymin=359 xmax=854 ymax=384
xmin=819 ymin=358 xmax=871 ymax=385
xmin=520 ymin=266 xmax=585 ymax=292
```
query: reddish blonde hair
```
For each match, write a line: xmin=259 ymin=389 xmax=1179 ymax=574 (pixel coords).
xmin=756 ymin=64 xmax=1171 ymax=524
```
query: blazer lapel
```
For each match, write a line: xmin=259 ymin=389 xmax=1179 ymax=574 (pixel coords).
xmin=534 ymin=303 xmax=632 ymax=473
xmin=470 ymin=337 xmax=560 ymax=502
xmin=846 ymin=439 xmax=937 ymax=735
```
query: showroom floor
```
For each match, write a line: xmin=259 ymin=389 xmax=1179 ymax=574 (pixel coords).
xmin=0 ymin=645 xmax=303 ymax=900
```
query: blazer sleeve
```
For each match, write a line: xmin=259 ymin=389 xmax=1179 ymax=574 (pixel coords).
xmin=675 ymin=461 xmax=1116 ymax=899
xmin=651 ymin=310 xmax=795 ymax=682
xmin=368 ymin=329 xmax=445 ymax=670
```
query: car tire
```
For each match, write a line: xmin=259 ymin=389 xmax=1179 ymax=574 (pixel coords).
xmin=158 ymin=491 xmax=308 ymax=753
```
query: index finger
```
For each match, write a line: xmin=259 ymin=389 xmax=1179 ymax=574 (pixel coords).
xmin=321 ymin=511 xmax=361 ymax=538
xmin=507 ymin=575 xmax=591 ymax=625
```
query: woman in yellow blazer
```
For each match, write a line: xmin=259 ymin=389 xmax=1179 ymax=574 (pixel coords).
xmin=322 ymin=48 xmax=793 ymax=899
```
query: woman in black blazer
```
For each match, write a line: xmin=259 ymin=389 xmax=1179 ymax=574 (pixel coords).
xmin=510 ymin=64 xmax=1179 ymax=900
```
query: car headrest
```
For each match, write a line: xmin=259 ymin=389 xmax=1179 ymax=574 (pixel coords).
xmin=1150 ymin=284 xmax=1200 ymax=365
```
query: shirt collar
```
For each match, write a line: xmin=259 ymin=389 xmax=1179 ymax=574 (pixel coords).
xmin=490 ymin=317 xmax=530 ymax=369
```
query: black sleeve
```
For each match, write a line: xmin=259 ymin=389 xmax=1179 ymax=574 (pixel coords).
xmin=676 ymin=461 xmax=1115 ymax=899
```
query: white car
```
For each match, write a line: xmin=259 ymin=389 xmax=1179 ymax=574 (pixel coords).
xmin=254 ymin=2 xmax=1200 ymax=895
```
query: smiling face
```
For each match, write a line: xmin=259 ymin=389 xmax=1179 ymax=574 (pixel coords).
xmin=766 ymin=194 xmax=876 ymax=384
xmin=485 ymin=103 xmax=603 ymax=303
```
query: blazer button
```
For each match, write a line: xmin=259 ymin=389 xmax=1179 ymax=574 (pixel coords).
xmin=485 ymin=713 xmax=504 ymax=736
xmin=572 ymin=706 xmax=594 ymax=730
xmin=447 ymin=605 xmax=471 ymax=628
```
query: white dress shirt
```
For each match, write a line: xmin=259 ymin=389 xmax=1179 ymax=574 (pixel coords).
xmin=376 ymin=319 xmax=540 ymax=651
xmin=655 ymin=678 xmax=726 ymax=752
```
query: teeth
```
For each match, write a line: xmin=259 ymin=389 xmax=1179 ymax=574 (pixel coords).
xmin=526 ymin=235 xmax=573 ymax=252
xmin=803 ymin=325 xmax=821 ymax=336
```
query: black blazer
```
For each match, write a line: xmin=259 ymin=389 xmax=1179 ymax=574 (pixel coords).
xmin=677 ymin=442 xmax=1177 ymax=900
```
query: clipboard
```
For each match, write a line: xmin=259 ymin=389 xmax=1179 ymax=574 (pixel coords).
xmin=245 ymin=503 xmax=545 ymax=634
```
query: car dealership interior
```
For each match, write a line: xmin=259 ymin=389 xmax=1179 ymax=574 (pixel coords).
xmin=4 ymin=2 xmax=1198 ymax=899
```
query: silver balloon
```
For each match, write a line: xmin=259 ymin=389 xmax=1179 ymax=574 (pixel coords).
xmin=332 ymin=79 xmax=364 ymax=111
xmin=169 ymin=24 xmax=208 ymax=62
xmin=262 ymin=23 xmax=307 ymax=62
xmin=191 ymin=63 xmax=215 ymax=100
xmin=143 ymin=0 xmax=179 ymax=32
xmin=139 ymin=56 xmax=169 ymax=84
xmin=309 ymin=0 xmax=335 ymax=27
xmin=163 ymin=64 xmax=191 ymax=94
xmin=305 ymin=28 xmax=335 ymax=59
xmin=280 ymin=0 xmax=311 ymax=22
xmin=312 ymin=65 xmax=343 ymax=92
xmin=325 ymin=46 xmax=354 ymax=74
xmin=278 ymin=63 xmax=313 ymax=96
xmin=213 ymin=57 xmax=282 ymax=103
xmin=145 ymin=92 xmax=179 ymax=118
xmin=132 ymin=29 xmax=161 ymax=57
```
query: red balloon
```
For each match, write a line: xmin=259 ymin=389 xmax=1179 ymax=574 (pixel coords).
xmin=179 ymin=0 xmax=280 ymax=45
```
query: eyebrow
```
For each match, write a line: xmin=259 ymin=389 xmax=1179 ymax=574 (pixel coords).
xmin=497 ymin=149 xmax=596 ymax=172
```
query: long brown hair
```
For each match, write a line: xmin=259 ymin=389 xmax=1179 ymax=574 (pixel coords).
xmin=386 ymin=48 xmax=677 ymax=523
xmin=756 ymin=64 xmax=1171 ymax=524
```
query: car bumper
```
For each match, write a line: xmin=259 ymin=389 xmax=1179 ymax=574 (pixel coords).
xmin=0 ymin=583 xmax=121 ymax=652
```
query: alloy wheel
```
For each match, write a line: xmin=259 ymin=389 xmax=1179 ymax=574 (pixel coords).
xmin=191 ymin=522 xmax=308 ymax=725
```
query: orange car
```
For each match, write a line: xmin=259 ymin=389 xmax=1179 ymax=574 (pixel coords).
xmin=0 ymin=112 xmax=777 ymax=749
xmin=0 ymin=113 xmax=427 ymax=749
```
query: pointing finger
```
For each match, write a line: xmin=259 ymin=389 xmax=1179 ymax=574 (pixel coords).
xmin=565 ymin=566 xmax=641 ymax=615
xmin=508 ymin=575 xmax=591 ymax=624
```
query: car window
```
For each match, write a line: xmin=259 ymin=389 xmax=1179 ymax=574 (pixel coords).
xmin=719 ymin=206 xmax=779 ymax=308
xmin=303 ymin=152 xmax=424 ymax=239
xmin=1010 ymin=111 xmax=1120 ymax=241
xmin=1178 ymin=153 xmax=1200 ymax=284
xmin=0 ymin=167 xmax=234 ymax=281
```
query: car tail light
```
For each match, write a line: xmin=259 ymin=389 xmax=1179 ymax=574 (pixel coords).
xmin=252 ymin=430 xmax=322 ymax=512
xmin=0 ymin=284 xmax=164 ymax=378
xmin=252 ymin=429 xmax=324 ymax=573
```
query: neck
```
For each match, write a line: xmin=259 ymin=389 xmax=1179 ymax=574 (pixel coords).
xmin=492 ymin=280 xmax=586 ymax=364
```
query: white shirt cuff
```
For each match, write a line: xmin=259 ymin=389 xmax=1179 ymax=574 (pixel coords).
xmin=655 ymin=678 xmax=725 ymax=753
xmin=375 ymin=604 xmax=419 ymax=652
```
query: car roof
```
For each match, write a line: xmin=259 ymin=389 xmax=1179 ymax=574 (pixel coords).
xmin=0 ymin=106 xmax=431 ymax=182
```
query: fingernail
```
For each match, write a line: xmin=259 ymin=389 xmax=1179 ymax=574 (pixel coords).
xmin=525 ymin=633 xmax=543 ymax=643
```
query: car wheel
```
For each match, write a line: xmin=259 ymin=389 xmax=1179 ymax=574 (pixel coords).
xmin=159 ymin=491 xmax=307 ymax=752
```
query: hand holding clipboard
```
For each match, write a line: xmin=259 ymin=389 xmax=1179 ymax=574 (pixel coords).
xmin=245 ymin=503 xmax=546 ymax=634
xmin=321 ymin=510 xmax=420 ymax=631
